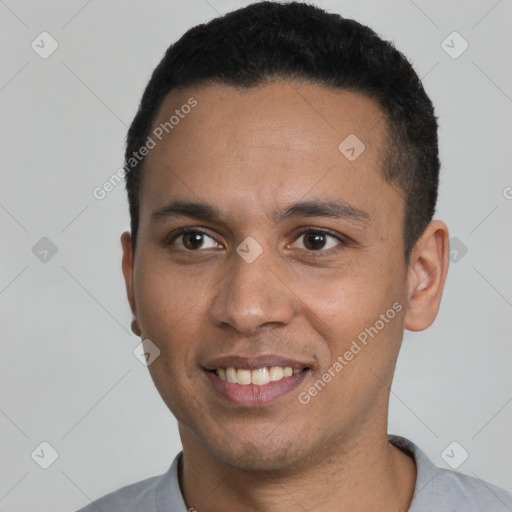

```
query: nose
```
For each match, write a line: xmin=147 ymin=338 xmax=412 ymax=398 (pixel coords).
xmin=208 ymin=246 xmax=296 ymax=335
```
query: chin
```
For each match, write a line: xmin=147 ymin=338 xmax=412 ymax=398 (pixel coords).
xmin=216 ymin=441 xmax=303 ymax=472
xmin=201 ymin=422 xmax=315 ymax=473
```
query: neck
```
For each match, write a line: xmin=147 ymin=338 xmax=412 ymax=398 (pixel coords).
xmin=178 ymin=429 xmax=417 ymax=512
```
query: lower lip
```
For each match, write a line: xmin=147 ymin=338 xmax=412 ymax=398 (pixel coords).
xmin=205 ymin=370 xmax=310 ymax=406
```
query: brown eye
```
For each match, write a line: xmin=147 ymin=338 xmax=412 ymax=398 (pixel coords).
xmin=167 ymin=229 xmax=220 ymax=251
xmin=303 ymin=232 xmax=327 ymax=250
xmin=294 ymin=230 xmax=341 ymax=252
xmin=182 ymin=231 xmax=206 ymax=250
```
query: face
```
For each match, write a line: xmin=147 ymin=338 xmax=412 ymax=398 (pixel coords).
xmin=122 ymin=80 xmax=420 ymax=472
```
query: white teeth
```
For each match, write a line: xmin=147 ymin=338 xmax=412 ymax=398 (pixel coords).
xmin=269 ymin=366 xmax=284 ymax=381
xmin=215 ymin=366 xmax=302 ymax=385
xmin=237 ymin=369 xmax=252 ymax=385
xmin=226 ymin=367 xmax=237 ymax=383
xmin=251 ymin=367 xmax=270 ymax=385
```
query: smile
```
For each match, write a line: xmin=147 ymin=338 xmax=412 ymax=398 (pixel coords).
xmin=205 ymin=366 xmax=311 ymax=406
xmin=215 ymin=366 xmax=302 ymax=385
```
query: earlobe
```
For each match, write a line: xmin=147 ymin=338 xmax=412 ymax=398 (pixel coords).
xmin=131 ymin=319 xmax=142 ymax=336
xmin=404 ymin=220 xmax=450 ymax=332
xmin=121 ymin=231 xmax=141 ymax=336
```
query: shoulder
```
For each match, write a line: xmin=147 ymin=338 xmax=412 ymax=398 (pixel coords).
xmin=428 ymin=466 xmax=512 ymax=511
xmin=75 ymin=453 xmax=185 ymax=512
xmin=389 ymin=435 xmax=512 ymax=512
xmin=75 ymin=474 xmax=161 ymax=512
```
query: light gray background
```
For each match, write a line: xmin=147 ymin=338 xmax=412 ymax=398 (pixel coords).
xmin=0 ymin=1 xmax=511 ymax=510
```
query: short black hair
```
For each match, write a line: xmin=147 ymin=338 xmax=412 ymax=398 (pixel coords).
xmin=124 ymin=0 xmax=439 ymax=261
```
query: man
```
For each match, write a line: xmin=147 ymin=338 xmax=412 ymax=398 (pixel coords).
xmin=77 ymin=1 xmax=512 ymax=511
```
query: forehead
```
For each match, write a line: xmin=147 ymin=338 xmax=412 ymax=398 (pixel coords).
xmin=148 ymin=80 xmax=386 ymax=155
xmin=138 ymin=79 xmax=401 ymax=230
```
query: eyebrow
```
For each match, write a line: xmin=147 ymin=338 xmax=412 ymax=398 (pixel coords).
xmin=150 ymin=198 xmax=370 ymax=225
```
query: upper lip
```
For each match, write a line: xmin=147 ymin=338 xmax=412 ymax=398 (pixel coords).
xmin=203 ymin=354 xmax=311 ymax=371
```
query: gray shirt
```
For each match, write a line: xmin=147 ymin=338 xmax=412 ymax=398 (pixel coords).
xmin=76 ymin=435 xmax=512 ymax=511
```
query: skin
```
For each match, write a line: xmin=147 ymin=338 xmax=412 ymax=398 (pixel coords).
xmin=121 ymin=79 xmax=450 ymax=512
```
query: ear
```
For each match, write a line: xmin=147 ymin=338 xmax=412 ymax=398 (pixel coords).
xmin=121 ymin=231 xmax=141 ymax=336
xmin=404 ymin=220 xmax=450 ymax=331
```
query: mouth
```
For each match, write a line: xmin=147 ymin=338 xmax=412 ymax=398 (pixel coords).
xmin=203 ymin=356 xmax=312 ymax=406
xmin=209 ymin=366 xmax=306 ymax=385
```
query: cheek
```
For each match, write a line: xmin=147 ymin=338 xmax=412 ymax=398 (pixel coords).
xmin=135 ymin=255 xmax=209 ymax=326
xmin=133 ymin=260 xmax=215 ymax=372
xmin=299 ymin=265 xmax=401 ymax=342
xmin=300 ymin=272 xmax=405 ymax=416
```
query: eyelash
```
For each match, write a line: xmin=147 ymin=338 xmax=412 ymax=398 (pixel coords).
xmin=163 ymin=227 xmax=348 ymax=256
